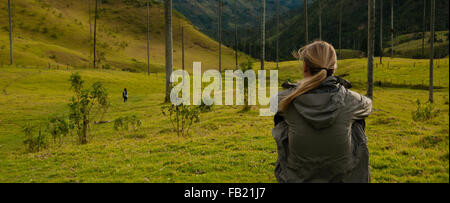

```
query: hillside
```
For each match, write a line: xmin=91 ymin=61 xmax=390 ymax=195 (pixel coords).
xmin=260 ymin=0 xmax=450 ymax=61
xmin=0 ymin=57 xmax=448 ymax=182
xmin=0 ymin=0 xmax=248 ymax=71
xmin=171 ymin=0 xmax=304 ymax=47
xmin=385 ymin=31 xmax=449 ymax=59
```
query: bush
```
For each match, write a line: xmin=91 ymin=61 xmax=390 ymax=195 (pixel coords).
xmin=47 ymin=115 xmax=70 ymax=146
xmin=114 ymin=115 xmax=142 ymax=136
xmin=412 ymin=99 xmax=439 ymax=121
xmin=239 ymin=58 xmax=254 ymax=112
xmin=198 ymin=100 xmax=214 ymax=113
xmin=23 ymin=123 xmax=48 ymax=153
xmin=69 ymin=73 xmax=109 ymax=144
xmin=161 ymin=104 xmax=200 ymax=137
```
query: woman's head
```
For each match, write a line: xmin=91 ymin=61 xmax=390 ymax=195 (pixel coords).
xmin=295 ymin=41 xmax=338 ymax=78
xmin=279 ymin=41 xmax=338 ymax=112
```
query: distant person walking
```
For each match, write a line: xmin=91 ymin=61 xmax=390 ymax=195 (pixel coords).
xmin=123 ymin=88 xmax=128 ymax=103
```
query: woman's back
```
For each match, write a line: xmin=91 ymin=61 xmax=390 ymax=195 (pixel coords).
xmin=275 ymin=76 xmax=372 ymax=183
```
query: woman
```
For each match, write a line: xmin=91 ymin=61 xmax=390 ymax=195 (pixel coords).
xmin=123 ymin=88 xmax=128 ymax=103
xmin=273 ymin=41 xmax=372 ymax=183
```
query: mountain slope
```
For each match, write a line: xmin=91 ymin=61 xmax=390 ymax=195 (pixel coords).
xmin=262 ymin=0 xmax=449 ymax=61
xmin=172 ymin=0 xmax=304 ymax=46
xmin=0 ymin=0 xmax=247 ymax=71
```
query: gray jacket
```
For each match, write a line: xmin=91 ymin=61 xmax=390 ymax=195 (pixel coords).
xmin=273 ymin=76 xmax=372 ymax=183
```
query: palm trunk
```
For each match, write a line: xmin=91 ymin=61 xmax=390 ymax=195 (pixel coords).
xmin=164 ymin=0 xmax=173 ymax=102
xmin=89 ymin=0 xmax=92 ymax=58
xmin=380 ymin=0 xmax=383 ymax=64
xmin=422 ymin=0 xmax=426 ymax=57
xmin=276 ymin=0 xmax=280 ymax=69
xmin=261 ymin=0 xmax=265 ymax=70
xmin=390 ymin=0 xmax=394 ymax=58
xmin=218 ymin=0 xmax=222 ymax=73
xmin=182 ymin=26 xmax=185 ymax=72
xmin=304 ymin=0 xmax=308 ymax=44
xmin=429 ymin=0 xmax=435 ymax=103
xmin=339 ymin=0 xmax=343 ymax=58
xmin=147 ymin=0 xmax=151 ymax=75
xmin=367 ymin=0 xmax=375 ymax=100
xmin=318 ymin=0 xmax=322 ymax=41
xmin=93 ymin=0 xmax=98 ymax=69
xmin=234 ymin=0 xmax=238 ymax=70
xmin=8 ymin=0 xmax=13 ymax=65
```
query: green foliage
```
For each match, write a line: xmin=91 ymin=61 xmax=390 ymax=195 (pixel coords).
xmin=239 ymin=58 xmax=254 ymax=112
xmin=114 ymin=114 xmax=142 ymax=136
xmin=412 ymin=99 xmax=440 ymax=121
xmin=47 ymin=115 xmax=70 ymax=146
xmin=198 ymin=100 xmax=214 ymax=113
xmin=161 ymin=104 xmax=200 ymax=137
xmin=23 ymin=123 xmax=48 ymax=153
xmin=239 ymin=58 xmax=254 ymax=72
xmin=68 ymin=73 xmax=109 ymax=144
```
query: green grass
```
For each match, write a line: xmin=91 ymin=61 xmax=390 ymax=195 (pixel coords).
xmin=0 ymin=0 xmax=448 ymax=183
xmin=0 ymin=0 xmax=248 ymax=71
xmin=0 ymin=58 xmax=448 ymax=183
xmin=385 ymin=31 xmax=449 ymax=59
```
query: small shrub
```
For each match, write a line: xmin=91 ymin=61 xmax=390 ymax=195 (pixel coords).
xmin=161 ymin=104 xmax=200 ymax=137
xmin=129 ymin=115 xmax=142 ymax=131
xmin=412 ymin=99 xmax=439 ymax=121
xmin=68 ymin=73 xmax=109 ymax=144
xmin=198 ymin=100 xmax=214 ymax=113
xmin=239 ymin=58 xmax=254 ymax=112
xmin=47 ymin=115 xmax=70 ymax=146
xmin=23 ymin=123 xmax=48 ymax=153
xmin=114 ymin=117 xmax=129 ymax=136
xmin=114 ymin=115 xmax=142 ymax=136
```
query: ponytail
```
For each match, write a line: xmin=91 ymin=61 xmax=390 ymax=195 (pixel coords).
xmin=279 ymin=41 xmax=338 ymax=112
xmin=279 ymin=70 xmax=328 ymax=112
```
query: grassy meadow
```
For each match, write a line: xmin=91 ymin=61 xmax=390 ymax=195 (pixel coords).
xmin=0 ymin=0 xmax=448 ymax=183
xmin=0 ymin=56 xmax=448 ymax=183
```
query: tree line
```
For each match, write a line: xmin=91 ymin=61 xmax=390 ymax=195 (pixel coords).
xmin=5 ymin=0 xmax=442 ymax=103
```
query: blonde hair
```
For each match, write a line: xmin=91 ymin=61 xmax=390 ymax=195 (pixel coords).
xmin=279 ymin=41 xmax=338 ymax=112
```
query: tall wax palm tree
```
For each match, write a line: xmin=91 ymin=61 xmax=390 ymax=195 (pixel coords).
xmin=164 ymin=0 xmax=173 ymax=102
xmin=422 ymin=0 xmax=427 ymax=57
xmin=304 ymin=0 xmax=308 ymax=44
xmin=276 ymin=0 xmax=280 ymax=69
xmin=318 ymin=0 xmax=322 ymax=40
xmin=367 ymin=0 xmax=376 ymax=100
xmin=390 ymin=0 xmax=394 ymax=58
xmin=234 ymin=0 xmax=238 ymax=70
xmin=429 ymin=0 xmax=435 ymax=103
xmin=218 ymin=0 xmax=222 ymax=73
xmin=380 ymin=0 xmax=383 ymax=64
xmin=93 ymin=0 xmax=98 ymax=69
xmin=147 ymin=0 xmax=151 ymax=75
xmin=8 ymin=0 xmax=13 ymax=65
xmin=261 ymin=0 xmax=265 ymax=70
xmin=339 ymin=0 xmax=343 ymax=58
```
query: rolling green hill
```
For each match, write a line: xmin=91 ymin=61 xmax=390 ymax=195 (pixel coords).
xmin=385 ymin=31 xmax=449 ymax=59
xmin=0 ymin=57 xmax=448 ymax=182
xmin=261 ymin=0 xmax=449 ymax=61
xmin=172 ymin=0 xmax=303 ymax=47
xmin=0 ymin=0 xmax=248 ymax=72
xmin=0 ymin=0 xmax=448 ymax=183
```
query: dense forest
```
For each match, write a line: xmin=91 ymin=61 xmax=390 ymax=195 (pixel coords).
xmin=242 ymin=0 xmax=449 ymax=61
xmin=171 ymin=0 xmax=303 ymax=46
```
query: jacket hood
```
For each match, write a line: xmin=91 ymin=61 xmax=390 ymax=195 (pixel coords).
xmin=292 ymin=76 xmax=346 ymax=130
